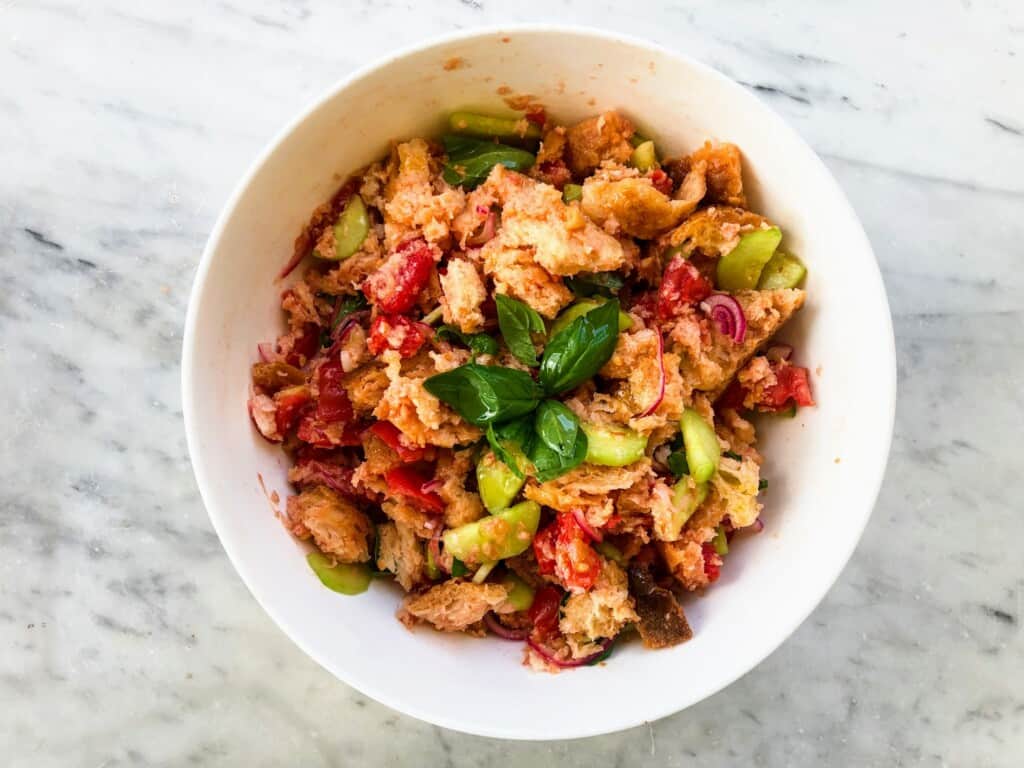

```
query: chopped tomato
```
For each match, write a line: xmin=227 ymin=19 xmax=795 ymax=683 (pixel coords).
xmin=701 ymin=542 xmax=722 ymax=583
xmin=533 ymin=513 xmax=602 ymax=592
xmin=366 ymin=314 xmax=431 ymax=358
xmin=657 ymin=257 xmax=712 ymax=321
xmin=284 ymin=322 xmax=320 ymax=367
xmin=535 ymin=160 xmax=572 ymax=190
xmin=272 ymin=385 xmax=311 ymax=436
xmin=366 ymin=421 xmax=425 ymax=463
xmin=385 ymin=466 xmax=445 ymax=514
xmin=716 ymin=379 xmax=747 ymax=410
xmin=362 ymin=237 xmax=435 ymax=314
xmin=759 ymin=363 xmax=815 ymax=411
xmin=315 ymin=358 xmax=354 ymax=423
xmin=525 ymin=107 xmax=547 ymax=126
xmin=649 ymin=169 xmax=673 ymax=196
xmin=528 ymin=585 xmax=563 ymax=638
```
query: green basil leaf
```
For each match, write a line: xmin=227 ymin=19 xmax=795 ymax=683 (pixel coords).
xmin=539 ymin=299 xmax=621 ymax=395
xmin=451 ymin=558 xmax=468 ymax=577
xmin=485 ymin=417 xmax=535 ymax=479
xmin=530 ymin=427 xmax=588 ymax=483
xmin=534 ymin=400 xmax=580 ymax=458
xmin=666 ymin=450 xmax=690 ymax=478
xmin=564 ymin=272 xmax=624 ymax=298
xmin=495 ymin=294 xmax=545 ymax=367
xmin=423 ymin=363 xmax=544 ymax=426
xmin=435 ymin=325 xmax=499 ymax=357
xmin=441 ymin=135 xmax=536 ymax=190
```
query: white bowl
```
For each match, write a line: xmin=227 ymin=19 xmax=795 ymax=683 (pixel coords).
xmin=182 ymin=25 xmax=895 ymax=740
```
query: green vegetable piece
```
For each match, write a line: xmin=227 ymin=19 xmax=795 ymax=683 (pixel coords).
xmin=723 ymin=450 xmax=742 ymax=461
xmin=449 ymin=111 xmax=542 ymax=143
xmin=534 ymin=400 xmax=580 ymax=458
xmin=716 ymin=227 xmax=783 ymax=291
xmin=758 ymin=478 xmax=769 ymax=491
xmin=472 ymin=560 xmax=498 ymax=584
xmin=548 ymin=298 xmax=632 ymax=339
xmin=596 ymin=540 xmax=625 ymax=565
xmin=306 ymin=552 xmax=372 ymax=595
xmin=562 ymin=183 xmax=583 ymax=203
xmin=442 ymin=500 xmax=541 ymax=564
xmin=581 ymin=422 xmax=648 ymax=467
xmin=329 ymin=195 xmax=370 ymax=260
xmin=712 ymin=526 xmax=729 ymax=556
xmin=564 ymin=271 xmax=624 ymax=298
xmin=668 ymin=477 xmax=709 ymax=535
xmin=529 ymin=429 xmax=588 ymax=482
xmin=451 ymin=558 xmax=469 ymax=577
xmin=425 ymin=545 xmax=442 ymax=580
xmin=500 ymin=571 xmax=535 ymax=611
xmin=629 ymin=133 xmax=649 ymax=148
xmin=666 ymin=449 xmax=690 ymax=479
xmin=495 ymin=294 xmax=545 ymax=367
xmin=757 ymin=251 xmax=807 ymax=289
xmin=476 ymin=450 xmax=526 ymax=512
xmin=485 ymin=417 xmax=535 ymax=479
xmin=442 ymin=135 xmax=535 ymax=189
xmin=539 ymin=299 xmax=622 ymax=395
xmin=435 ymin=325 xmax=499 ymax=357
xmin=680 ymin=408 xmax=721 ymax=483
xmin=423 ymin=363 xmax=544 ymax=426
xmin=629 ymin=140 xmax=658 ymax=172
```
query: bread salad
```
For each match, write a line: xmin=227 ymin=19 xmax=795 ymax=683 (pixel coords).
xmin=248 ymin=109 xmax=814 ymax=671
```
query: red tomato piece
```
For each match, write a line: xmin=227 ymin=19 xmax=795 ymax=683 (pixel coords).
xmin=366 ymin=314 xmax=431 ymax=358
xmin=366 ymin=421 xmax=425 ymax=463
xmin=533 ymin=523 xmax=558 ymax=576
xmin=716 ymin=379 xmax=747 ymax=411
xmin=528 ymin=585 xmax=563 ymax=638
xmin=296 ymin=414 xmax=364 ymax=448
xmin=385 ymin=466 xmax=445 ymax=514
xmin=759 ymin=363 xmax=815 ymax=410
xmin=315 ymin=358 xmax=354 ymax=423
xmin=649 ymin=169 xmax=674 ymax=196
xmin=657 ymin=257 xmax=712 ymax=321
xmin=362 ymin=237 xmax=435 ymax=314
xmin=272 ymin=385 xmax=311 ymax=436
xmin=702 ymin=542 xmax=722 ymax=583
xmin=284 ymin=322 xmax=320 ymax=367
xmin=534 ymin=513 xmax=602 ymax=592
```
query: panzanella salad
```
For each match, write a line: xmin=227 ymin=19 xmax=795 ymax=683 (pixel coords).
xmin=248 ymin=109 xmax=814 ymax=671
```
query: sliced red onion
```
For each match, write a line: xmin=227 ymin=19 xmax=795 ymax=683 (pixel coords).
xmin=467 ymin=210 xmax=498 ymax=246
xmin=277 ymin=250 xmax=306 ymax=280
xmin=751 ymin=517 xmax=765 ymax=533
xmin=421 ymin=478 xmax=444 ymax=495
xmin=257 ymin=342 xmax=277 ymax=362
xmin=484 ymin=612 xmax=530 ymax=640
xmin=700 ymin=294 xmax=747 ymax=343
xmin=527 ymin=636 xmax=614 ymax=668
xmin=765 ymin=344 xmax=793 ymax=362
xmin=637 ymin=331 xmax=666 ymax=417
xmin=572 ymin=508 xmax=603 ymax=543
xmin=429 ymin=530 xmax=449 ymax=575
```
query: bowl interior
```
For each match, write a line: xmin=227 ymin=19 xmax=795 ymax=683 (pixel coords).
xmin=183 ymin=27 xmax=894 ymax=740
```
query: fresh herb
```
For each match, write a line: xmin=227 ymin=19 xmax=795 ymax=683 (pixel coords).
xmin=529 ymin=427 xmax=587 ymax=482
xmin=321 ymin=293 xmax=369 ymax=347
xmin=564 ymin=272 xmax=624 ymax=298
xmin=534 ymin=400 xmax=580 ymax=458
xmin=485 ymin=417 xmax=535 ymax=479
xmin=495 ymin=294 xmax=545 ymax=367
xmin=435 ymin=324 xmax=499 ymax=357
xmin=723 ymin=450 xmax=742 ymax=461
xmin=441 ymin=135 xmax=535 ymax=189
xmin=667 ymin=450 xmax=690 ymax=478
xmin=758 ymin=478 xmax=768 ymax=491
xmin=451 ymin=558 xmax=469 ymax=577
xmin=539 ymin=299 xmax=621 ymax=395
xmin=423 ymin=364 xmax=544 ymax=426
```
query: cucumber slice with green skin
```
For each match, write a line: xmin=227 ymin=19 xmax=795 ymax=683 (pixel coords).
xmin=476 ymin=450 xmax=526 ymax=512
xmin=562 ymin=183 xmax=583 ymax=203
xmin=712 ymin=526 xmax=729 ymax=555
xmin=307 ymin=552 xmax=372 ymax=595
xmin=500 ymin=571 xmax=535 ymax=611
xmin=549 ymin=299 xmax=632 ymax=339
xmin=629 ymin=133 xmax=649 ymax=148
xmin=442 ymin=500 xmax=541 ymax=564
xmin=629 ymin=140 xmax=658 ymax=172
xmin=668 ymin=477 xmax=709 ymax=537
xmin=595 ymin=540 xmax=625 ymax=565
xmin=680 ymin=408 xmax=721 ymax=483
xmin=472 ymin=560 xmax=498 ymax=584
xmin=581 ymin=422 xmax=648 ymax=467
xmin=449 ymin=111 xmax=542 ymax=142
xmin=425 ymin=545 xmax=442 ymax=580
xmin=757 ymin=251 xmax=806 ymax=289
xmin=716 ymin=227 xmax=783 ymax=291
xmin=314 ymin=194 xmax=370 ymax=261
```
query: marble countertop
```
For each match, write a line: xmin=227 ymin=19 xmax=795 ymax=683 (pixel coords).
xmin=3 ymin=1 xmax=1021 ymax=765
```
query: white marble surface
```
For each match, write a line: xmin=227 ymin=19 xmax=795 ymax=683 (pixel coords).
xmin=2 ymin=0 xmax=1022 ymax=764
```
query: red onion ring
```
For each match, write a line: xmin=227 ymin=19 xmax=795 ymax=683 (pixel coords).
xmin=765 ymin=344 xmax=793 ymax=362
xmin=257 ymin=342 xmax=277 ymax=362
xmin=484 ymin=612 xmax=530 ymax=641
xmin=527 ymin=636 xmax=614 ymax=668
xmin=572 ymin=508 xmax=603 ymax=543
xmin=420 ymin=478 xmax=444 ymax=495
xmin=700 ymin=294 xmax=747 ymax=343
xmin=637 ymin=331 xmax=666 ymax=417
xmin=429 ymin=530 xmax=449 ymax=575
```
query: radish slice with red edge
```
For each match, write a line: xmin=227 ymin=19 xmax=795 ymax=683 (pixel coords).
xmin=700 ymin=293 xmax=747 ymax=343
xmin=572 ymin=508 xmax=603 ymax=543
xmin=637 ymin=331 xmax=666 ymax=417
xmin=484 ymin=612 xmax=530 ymax=640
xmin=527 ymin=636 xmax=614 ymax=668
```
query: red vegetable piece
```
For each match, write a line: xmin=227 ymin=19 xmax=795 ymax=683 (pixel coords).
xmin=385 ymin=466 xmax=445 ymax=514
xmin=528 ymin=585 xmax=563 ymax=638
xmin=273 ymin=385 xmax=311 ymax=436
xmin=367 ymin=421 xmax=425 ymax=463
xmin=701 ymin=542 xmax=722 ymax=583
xmin=533 ymin=513 xmax=602 ymax=592
xmin=367 ymin=314 xmax=431 ymax=358
xmin=362 ymin=237 xmax=435 ymax=314
xmin=296 ymin=414 xmax=364 ymax=448
xmin=759 ymin=363 xmax=815 ymax=410
xmin=716 ymin=378 xmax=747 ymax=410
xmin=284 ymin=322 xmax=320 ymax=367
xmin=291 ymin=457 xmax=360 ymax=500
xmin=525 ymin=107 xmax=547 ymax=126
xmin=649 ymin=169 xmax=673 ymax=196
xmin=315 ymin=358 xmax=354 ymax=423
xmin=657 ymin=257 xmax=712 ymax=321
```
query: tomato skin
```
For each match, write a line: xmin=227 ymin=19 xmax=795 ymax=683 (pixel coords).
xmin=285 ymin=322 xmax=320 ymax=367
xmin=362 ymin=238 xmax=435 ymax=314
xmin=533 ymin=513 xmax=602 ymax=592
xmin=385 ymin=466 xmax=445 ymax=514
xmin=272 ymin=385 xmax=311 ymax=436
xmin=701 ymin=542 xmax=722 ymax=583
xmin=657 ymin=257 xmax=712 ymax=321
xmin=528 ymin=585 xmax=563 ymax=638
xmin=315 ymin=358 xmax=354 ymax=423
xmin=366 ymin=421 xmax=425 ymax=463
xmin=367 ymin=314 xmax=431 ymax=358
xmin=649 ymin=169 xmax=674 ymax=196
xmin=759 ymin=363 xmax=815 ymax=410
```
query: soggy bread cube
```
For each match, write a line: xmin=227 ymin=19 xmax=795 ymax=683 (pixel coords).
xmin=581 ymin=177 xmax=698 ymax=239
xmin=286 ymin=486 xmax=373 ymax=563
xmin=559 ymin=561 xmax=637 ymax=655
xmin=400 ymin=581 xmax=509 ymax=632
xmin=440 ymin=258 xmax=487 ymax=333
xmin=376 ymin=521 xmax=427 ymax=591
xmin=565 ymin=111 xmax=635 ymax=176
xmin=481 ymin=242 xmax=573 ymax=319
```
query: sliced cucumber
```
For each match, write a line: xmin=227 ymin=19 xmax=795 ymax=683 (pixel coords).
xmin=549 ymin=299 xmax=632 ymax=339
xmin=716 ymin=227 xmax=782 ymax=291
xmin=629 ymin=140 xmax=658 ymax=172
xmin=476 ymin=450 xmax=525 ymax=512
xmin=581 ymin=422 xmax=648 ymax=467
xmin=500 ymin=571 xmax=535 ymax=611
xmin=680 ymin=409 xmax=720 ymax=483
xmin=757 ymin=251 xmax=806 ymax=289
xmin=442 ymin=500 xmax=541 ymax=564
xmin=307 ymin=552 xmax=372 ymax=595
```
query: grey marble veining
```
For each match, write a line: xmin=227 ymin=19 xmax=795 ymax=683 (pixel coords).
xmin=1 ymin=1 xmax=1022 ymax=765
